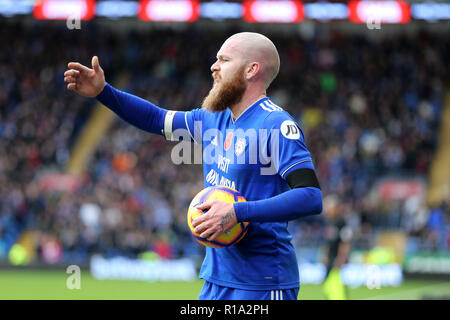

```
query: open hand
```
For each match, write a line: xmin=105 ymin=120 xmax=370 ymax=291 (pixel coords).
xmin=64 ymin=56 xmax=106 ymax=97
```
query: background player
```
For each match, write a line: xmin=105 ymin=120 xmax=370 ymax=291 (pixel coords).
xmin=322 ymin=195 xmax=353 ymax=300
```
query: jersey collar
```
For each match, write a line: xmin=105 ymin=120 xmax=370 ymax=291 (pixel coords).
xmin=230 ymin=96 xmax=269 ymax=124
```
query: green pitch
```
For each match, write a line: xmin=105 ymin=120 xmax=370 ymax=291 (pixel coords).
xmin=0 ymin=269 xmax=449 ymax=300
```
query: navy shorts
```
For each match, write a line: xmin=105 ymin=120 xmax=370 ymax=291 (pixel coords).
xmin=198 ymin=281 xmax=299 ymax=300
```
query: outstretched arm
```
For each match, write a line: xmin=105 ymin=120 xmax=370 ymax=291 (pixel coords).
xmin=64 ymin=56 xmax=166 ymax=135
xmin=95 ymin=83 xmax=166 ymax=135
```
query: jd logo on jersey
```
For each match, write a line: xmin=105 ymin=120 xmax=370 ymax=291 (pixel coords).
xmin=281 ymin=120 xmax=300 ymax=139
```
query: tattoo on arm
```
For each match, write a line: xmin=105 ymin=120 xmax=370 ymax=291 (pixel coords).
xmin=219 ymin=210 xmax=234 ymax=233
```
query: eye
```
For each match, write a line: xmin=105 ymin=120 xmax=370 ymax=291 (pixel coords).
xmin=217 ymin=56 xmax=229 ymax=62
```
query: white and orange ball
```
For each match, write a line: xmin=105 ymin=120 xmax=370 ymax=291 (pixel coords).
xmin=187 ymin=186 xmax=250 ymax=248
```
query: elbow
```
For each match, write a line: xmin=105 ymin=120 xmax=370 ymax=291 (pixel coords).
xmin=310 ymin=187 xmax=323 ymax=216
xmin=316 ymin=199 xmax=323 ymax=216
xmin=292 ymin=187 xmax=323 ymax=218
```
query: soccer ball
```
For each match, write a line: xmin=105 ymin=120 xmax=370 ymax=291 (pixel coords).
xmin=187 ymin=186 xmax=250 ymax=248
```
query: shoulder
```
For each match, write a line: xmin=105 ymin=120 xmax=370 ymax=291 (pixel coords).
xmin=259 ymin=100 xmax=306 ymax=142
xmin=187 ymin=107 xmax=227 ymax=122
xmin=258 ymin=99 xmax=294 ymax=125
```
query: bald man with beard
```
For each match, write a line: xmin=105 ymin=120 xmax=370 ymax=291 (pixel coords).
xmin=64 ymin=32 xmax=322 ymax=300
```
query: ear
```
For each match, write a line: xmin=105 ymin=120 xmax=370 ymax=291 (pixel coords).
xmin=245 ymin=62 xmax=260 ymax=80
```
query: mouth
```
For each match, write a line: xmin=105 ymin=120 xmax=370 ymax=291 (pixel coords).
xmin=212 ymin=73 xmax=221 ymax=85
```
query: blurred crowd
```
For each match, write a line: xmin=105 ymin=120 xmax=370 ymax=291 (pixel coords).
xmin=0 ymin=20 xmax=449 ymax=266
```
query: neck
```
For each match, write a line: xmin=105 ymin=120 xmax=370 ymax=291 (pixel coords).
xmin=230 ymin=91 xmax=267 ymax=121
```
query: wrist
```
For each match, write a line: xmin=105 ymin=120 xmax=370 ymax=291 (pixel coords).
xmin=233 ymin=201 xmax=249 ymax=222
xmin=95 ymin=82 xmax=108 ymax=99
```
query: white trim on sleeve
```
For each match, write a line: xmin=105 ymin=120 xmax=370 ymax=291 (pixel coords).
xmin=164 ymin=110 xmax=177 ymax=141
xmin=184 ymin=112 xmax=196 ymax=142
xmin=280 ymin=159 xmax=313 ymax=179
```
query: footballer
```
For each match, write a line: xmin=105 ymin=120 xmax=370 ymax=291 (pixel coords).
xmin=64 ymin=32 xmax=323 ymax=300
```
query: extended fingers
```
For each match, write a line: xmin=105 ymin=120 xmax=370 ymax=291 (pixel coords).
xmin=64 ymin=69 xmax=80 ymax=77
xmin=64 ymin=69 xmax=80 ymax=87
xmin=67 ymin=82 xmax=77 ymax=91
xmin=67 ymin=62 xmax=90 ymax=73
xmin=64 ymin=71 xmax=78 ymax=90
xmin=64 ymin=75 xmax=77 ymax=83
xmin=64 ymin=74 xmax=77 ymax=90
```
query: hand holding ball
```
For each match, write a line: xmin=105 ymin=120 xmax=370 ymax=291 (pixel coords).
xmin=187 ymin=186 xmax=250 ymax=248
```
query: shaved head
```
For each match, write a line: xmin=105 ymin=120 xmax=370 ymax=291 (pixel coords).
xmin=202 ymin=32 xmax=280 ymax=112
xmin=223 ymin=32 xmax=280 ymax=89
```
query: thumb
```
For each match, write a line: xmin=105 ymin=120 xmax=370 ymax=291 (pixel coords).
xmin=91 ymin=56 xmax=101 ymax=72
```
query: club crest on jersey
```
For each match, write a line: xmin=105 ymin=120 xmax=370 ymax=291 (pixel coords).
xmin=224 ymin=132 xmax=233 ymax=151
xmin=235 ymin=138 xmax=247 ymax=156
xmin=281 ymin=120 xmax=300 ymax=140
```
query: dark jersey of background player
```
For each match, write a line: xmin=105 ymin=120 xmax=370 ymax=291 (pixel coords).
xmin=324 ymin=217 xmax=352 ymax=275
xmin=322 ymin=195 xmax=352 ymax=300
xmin=323 ymin=196 xmax=353 ymax=275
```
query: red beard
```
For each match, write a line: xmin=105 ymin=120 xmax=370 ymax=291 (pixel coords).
xmin=201 ymin=66 xmax=247 ymax=112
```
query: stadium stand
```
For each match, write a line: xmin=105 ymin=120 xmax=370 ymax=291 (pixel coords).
xmin=0 ymin=20 xmax=449 ymax=266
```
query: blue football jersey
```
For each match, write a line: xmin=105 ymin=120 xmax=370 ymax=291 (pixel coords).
xmin=164 ymin=97 xmax=315 ymax=290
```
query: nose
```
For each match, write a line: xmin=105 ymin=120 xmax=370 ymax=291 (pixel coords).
xmin=211 ymin=60 xmax=220 ymax=72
